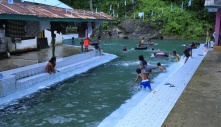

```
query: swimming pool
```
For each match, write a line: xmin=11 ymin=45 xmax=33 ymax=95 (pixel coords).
xmin=0 ymin=39 xmax=203 ymax=127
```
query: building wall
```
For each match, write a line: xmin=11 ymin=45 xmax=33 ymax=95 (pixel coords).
xmin=6 ymin=30 xmax=62 ymax=52
xmin=6 ymin=37 xmax=37 ymax=52
xmin=44 ymin=30 xmax=62 ymax=45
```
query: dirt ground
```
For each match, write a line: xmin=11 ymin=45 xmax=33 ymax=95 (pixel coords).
xmin=162 ymin=50 xmax=221 ymax=127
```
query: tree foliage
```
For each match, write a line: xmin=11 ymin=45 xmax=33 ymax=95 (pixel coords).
xmin=60 ymin=0 xmax=215 ymax=39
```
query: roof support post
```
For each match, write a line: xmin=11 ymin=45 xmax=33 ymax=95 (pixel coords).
xmin=99 ymin=24 xmax=102 ymax=36
xmin=215 ymin=9 xmax=221 ymax=46
xmin=50 ymin=22 xmax=56 ymax=57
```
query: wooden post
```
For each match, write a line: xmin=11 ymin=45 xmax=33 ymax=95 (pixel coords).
xmin=50 ymin=22 xmax=56 ymax=57
xmin=52 ymin=35 xmax=55 ymax=57
xmin=215 ymin=9 xmax=221 ymax=46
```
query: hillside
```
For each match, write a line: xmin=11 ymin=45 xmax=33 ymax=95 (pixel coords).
xmin=60 ymin=0 xmax=215 ymax=39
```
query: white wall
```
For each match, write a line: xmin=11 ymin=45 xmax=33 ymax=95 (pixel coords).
xmin=6 ymin=37 xmax=37 ymax=52
xmin=44 ymin=29 xmax=62 ymax=45
xmin=6 ymin=30 xmax=62 ymax=52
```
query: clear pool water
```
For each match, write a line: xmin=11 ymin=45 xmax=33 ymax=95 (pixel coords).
xmin=0 ymin=38 xmax=204 ymax=127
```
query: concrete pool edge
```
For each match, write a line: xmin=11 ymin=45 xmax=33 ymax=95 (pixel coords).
xmin=0 ymin=53 xmax=118 ymax=107
xmin=98 ymin=45 xmax=208 ymax=127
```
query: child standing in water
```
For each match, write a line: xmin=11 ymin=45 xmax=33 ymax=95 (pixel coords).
xmin=138 ymin=55 xmax=156 ymax=77
xmin=171 ymin=50 xmax=180 ymax=61
xmin=132 ymin=68 xmax=152 ymax=91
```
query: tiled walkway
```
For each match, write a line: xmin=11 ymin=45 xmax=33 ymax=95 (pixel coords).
xmin=98 ymin=45 xmax=207 ymax=127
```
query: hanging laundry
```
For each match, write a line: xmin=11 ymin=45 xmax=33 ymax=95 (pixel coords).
xmin=151 ymin=10 xmax=153 ymax=16
xmin=100 ymin=12 xmax=103 ymax=17
xmin=181 ymin=1 xmax=184 ymax=11
xmin=113 ymin=10 xmax=115 ymax=17
xmin=85 ymin=29 xmax=88 ymax=38
xmin=8 ymin=0 xmax=13 ymax=4
xmin=188 ymin=0 xmax=191 ymax=7
xmin=162 ymin=8 xmax=164 ymax=13
xmin=87 ymin=22 xmax=93 ymax=35
xmin=125 ymin=0 xmax=126 ymax=6
xmin=125 ymin=13 xmax=127 ymax=18
xmin=138 ymin=12 xmax=144 ymax=18
xmin=110 ymin=4 xmax=112 ymax=10
xmin=170 ymin=4 xmax=173 ymax=12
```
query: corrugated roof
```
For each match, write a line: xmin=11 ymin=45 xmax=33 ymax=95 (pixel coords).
xmin=205 ymin=0 xmax=215 ymax=6
xmin=205 ymin=0 xmax=221 ymax=9
xmin=24 ymin=0 xmax=73 ymax=9
xmin=0 ymin=1 xmax=116 ymax=22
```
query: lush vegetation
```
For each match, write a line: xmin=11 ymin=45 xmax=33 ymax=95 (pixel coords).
xmin=61 ymin=0 xmax=215 ymax=39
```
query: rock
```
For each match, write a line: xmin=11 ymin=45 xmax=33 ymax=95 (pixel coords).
xmin=92 ymin=20 xmax=164 ymax=39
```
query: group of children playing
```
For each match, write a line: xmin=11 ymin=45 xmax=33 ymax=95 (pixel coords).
xmin=132 ymin=54 xmax=167 ymax=91
xmin=132 ymin=42 xmax=196 ymax=92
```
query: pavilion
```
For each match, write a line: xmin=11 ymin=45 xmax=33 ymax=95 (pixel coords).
xmin=0 ymin=0 xmax=116 ymax=58
xmin=205 ymin=0 xmax=221 ymax=47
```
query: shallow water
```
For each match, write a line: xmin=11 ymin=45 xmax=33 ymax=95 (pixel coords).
xmin=0 ymin=39 xmax=203 ymax=127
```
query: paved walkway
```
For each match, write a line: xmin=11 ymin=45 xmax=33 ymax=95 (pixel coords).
xmin=98 ymin=45 xmax=219 ymax=127
xmin=163 ymin=49 xmax=221 ymax=127
xmin=0 ymin=45 xmax=81 ymax=72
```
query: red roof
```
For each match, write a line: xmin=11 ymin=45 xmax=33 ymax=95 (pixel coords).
xmin=0 ymin=1 xmax=116 ymax=22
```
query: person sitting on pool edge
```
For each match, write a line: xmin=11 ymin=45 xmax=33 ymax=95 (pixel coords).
xmin=132 ymin=68 xmax=152 ymax=91
xmin=45 ymin=56 xmax=59 ymax=74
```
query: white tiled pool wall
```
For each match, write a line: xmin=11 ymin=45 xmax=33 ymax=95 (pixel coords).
xmin=0 ymin=50 xmax=98 ymax=97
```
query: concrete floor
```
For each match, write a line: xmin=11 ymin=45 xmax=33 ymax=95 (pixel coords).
xmin=163 ymin=50 xmax=221 ymax=127
xmin=0 ymin=45 xmax=81 ymax=72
